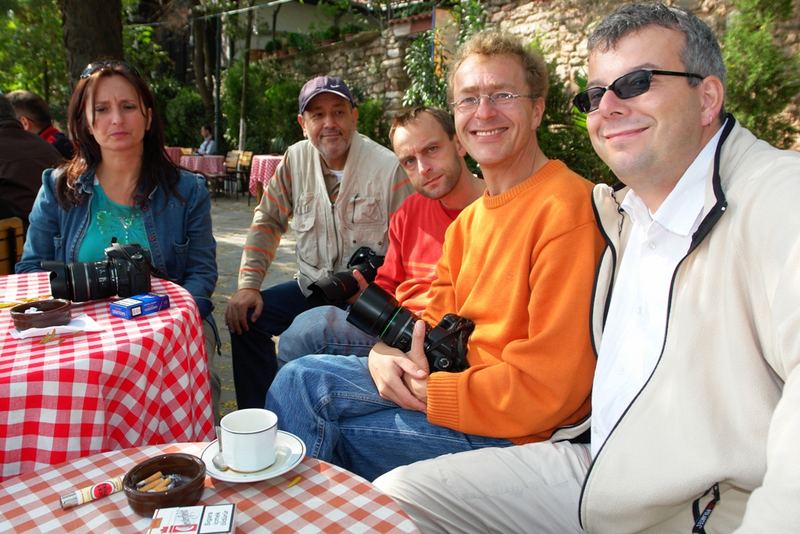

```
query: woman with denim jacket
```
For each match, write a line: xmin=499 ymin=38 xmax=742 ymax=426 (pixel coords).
xmin=15 ymin=60 xmax=221 ymax=420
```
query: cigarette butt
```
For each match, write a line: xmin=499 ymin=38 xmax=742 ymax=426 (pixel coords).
xmin=287 ymin=475 xmax=302 ymax=488
xmin=137 ymin=471 xmax=163 ymax=488
xmin=148 ymin=477 xmax=171 ymax=493
xmin=139 ymin=476 xmax=165 ymax=492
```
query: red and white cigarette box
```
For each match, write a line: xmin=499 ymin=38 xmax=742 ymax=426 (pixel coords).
xmin=146 ymin=503 xmax=235 ymax=533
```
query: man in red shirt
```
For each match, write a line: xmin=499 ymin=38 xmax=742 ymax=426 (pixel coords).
xmin=276 ymin=107 xmax=485 ymax=363
xmin=6 ymin=90 xmax=73 ymax=160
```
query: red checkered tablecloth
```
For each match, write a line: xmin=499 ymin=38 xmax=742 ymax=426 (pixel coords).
xmin=0 ymin=442 xmax=420 ymax=533
xmin=0 ymin=273 xmax=214 ymax=482
xmin=164 ymin=147 xmax=183 ymax=166
xmin=180 ymin=155 xmax=225 ymax=176
xmin=249 ymin=154 xmax=283 ymax=197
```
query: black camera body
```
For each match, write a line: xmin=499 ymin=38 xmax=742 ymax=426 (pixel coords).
xmin=42 ymin=242 xmax=152 ymax=302
xmin=308 ymin=246 xmax=384 ymax=303
xmin=347 ymin=283 xmax=473 ymax=373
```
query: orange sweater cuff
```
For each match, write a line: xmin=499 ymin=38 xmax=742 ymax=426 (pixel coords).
xmin=426 ymin=372 xmax=461 ymax=429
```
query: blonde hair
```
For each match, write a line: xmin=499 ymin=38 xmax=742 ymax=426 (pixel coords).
xmin=447 ymin=31 xmax=548 ymax=103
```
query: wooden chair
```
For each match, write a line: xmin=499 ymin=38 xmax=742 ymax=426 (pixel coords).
xmin=235 ymin=151 xmax=254 ymax=203
xmin=222 ymin=150 xmax=241 ymax=198
xmin=0 ymin=216 xmax=24 ymax=275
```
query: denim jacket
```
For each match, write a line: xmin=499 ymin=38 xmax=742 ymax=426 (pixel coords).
xmin=16 ymin=167 xmax=218 ymax=319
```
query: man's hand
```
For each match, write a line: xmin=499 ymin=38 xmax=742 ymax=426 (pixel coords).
xmin=344 ymin=269 xmax=370 ymax=305
xmin=402 ymin=321 xmax=430 ymax=403
xmin=368 ymin=325 xmax=429 ymax=412
xmin=225 ymin=288 xmax=263 ymax=334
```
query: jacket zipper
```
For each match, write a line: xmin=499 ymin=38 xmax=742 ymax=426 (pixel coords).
xmin=578 ymin=115 xmax=735 ymax=530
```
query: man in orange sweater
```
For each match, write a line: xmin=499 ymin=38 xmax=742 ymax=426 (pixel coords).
xmin=267 ymin=31 xmax=604 ymax=480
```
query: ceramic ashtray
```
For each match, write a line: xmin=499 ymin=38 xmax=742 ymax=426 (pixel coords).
xmin=10 ymin=299 xmax=72 ymax=331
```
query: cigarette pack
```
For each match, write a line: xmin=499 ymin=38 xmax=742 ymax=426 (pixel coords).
xmin=146 ymin=503 xmax=236 ymax=533
xmin=109 ymin=293 xmax=170 ymax=320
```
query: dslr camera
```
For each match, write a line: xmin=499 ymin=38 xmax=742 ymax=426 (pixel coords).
xmin=347 ymin=283 xmax=473 ymax=372
xmin=42 ymin=242 xmax=152 ymax=302
xmin=308 ymin=246 xmax=384 ymax=303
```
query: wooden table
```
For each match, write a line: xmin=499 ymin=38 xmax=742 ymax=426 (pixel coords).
xmin=0 ymin=273 xmax=214 ymax=482
xmin=0 ymin=442 xmax=420 ymax=533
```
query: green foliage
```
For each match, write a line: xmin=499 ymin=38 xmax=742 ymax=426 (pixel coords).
xmin=124 ymin=24 xmax=178 ymax=124
xmin=402 ymin=30 xmax=448 ymax=108
xmin=452 ymin=0 xmax=486 ymax=46
xmin=401 ymin=0 xmax=486 ymax=109
xmin=163 ymin=85 xmax=206 ymax=147
xmin=0 ymin=0 xmax=69 ymax=121
xmin=222 ymin=59 xmax=302 ymax=154
xmin=357 ymin=97 xmax=390 ymax=147
xmin=722 ymin=0 xmax=800 ymax=148
xmin=286 ymin=32 xmax=314 ymax=51
xmin=538 ymin=61 xmax=614 ymax=185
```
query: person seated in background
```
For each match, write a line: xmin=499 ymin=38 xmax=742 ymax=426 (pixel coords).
xmin=276 ymin=106 xmax=485 ymax=364
xmin=374 ymin=4 xmax=800 ymax=532
xmin=225 ymin=75 xmax=413 ymax=410
xmin=0 ymin=92 xmax=61 ymax=227
xmin=197 ymin=124 xmax=216 ymax=155
xmin=267 ymin=31 xmax=604 ymax=481
xmin=7 ymin=89 xmax=74 ymax=160
xmin=15 ymin=60 xmax=222 ymax=422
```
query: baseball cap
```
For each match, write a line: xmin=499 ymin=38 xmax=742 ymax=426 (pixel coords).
xmin=298 ymin=76 xmax=355 ymax=114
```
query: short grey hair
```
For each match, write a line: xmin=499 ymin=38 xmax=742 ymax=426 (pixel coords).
xmin=588 ymin=2 xmax=726 ymax=88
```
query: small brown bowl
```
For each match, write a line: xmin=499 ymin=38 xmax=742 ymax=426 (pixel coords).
xmin=10 ymin=299 xmax=71 ymax=331
xmin=123 ymin=453 xmax=206 ymax=517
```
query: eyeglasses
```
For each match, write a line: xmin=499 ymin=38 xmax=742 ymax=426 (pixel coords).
xmin=450 ymin=92 xmax=534 ymax=113
xmin=80 ymin=60 xmax=136 ymax=79
xmin=572 ymin=69 xmax=704 ymax=113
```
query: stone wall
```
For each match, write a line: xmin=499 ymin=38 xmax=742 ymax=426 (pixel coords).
xmin=269 ymin=0 xmax=800 ymax=146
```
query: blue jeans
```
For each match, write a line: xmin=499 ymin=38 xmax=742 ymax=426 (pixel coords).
xmin=230 ymin=280 xmax=335 ymax=409
xmin=266 ymin=354 xmax=512 ymax=481
xmin=277 ymin=306 xmax=377 ymax=366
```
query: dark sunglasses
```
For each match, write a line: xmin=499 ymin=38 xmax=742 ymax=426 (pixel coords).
xmin=573 ymin=69 xmax=704 ymax=113
xmin=80 ymin=60 xmax=137 ymax=79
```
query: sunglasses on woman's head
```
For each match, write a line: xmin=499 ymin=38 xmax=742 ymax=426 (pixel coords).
xmin=80 ymin=60 xmax=137 ymax=79
xmin=573 ymin=69 xmax=704 ymax=113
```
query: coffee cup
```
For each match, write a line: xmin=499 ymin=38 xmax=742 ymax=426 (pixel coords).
xmin=220 ymin=408 xmax=278 ymax=472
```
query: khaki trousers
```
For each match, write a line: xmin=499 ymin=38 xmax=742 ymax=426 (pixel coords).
xmin=373 ymin=441 xmax=591 ymax=534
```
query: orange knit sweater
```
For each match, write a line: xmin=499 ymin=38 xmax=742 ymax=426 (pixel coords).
xmin=423 ymin=160 xmax=604 ymax=443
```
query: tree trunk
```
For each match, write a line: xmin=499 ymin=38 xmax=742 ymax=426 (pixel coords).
xmin=192 ymin=17 xmax=214 ymax=118
xmin=57 ymin=0 xmax=123 ymax=87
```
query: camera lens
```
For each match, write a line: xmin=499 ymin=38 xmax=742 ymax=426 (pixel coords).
xmin=39 ymin=244 xmax=151 ymax=302
xmin=309 ymin=272 xmax=360 ymax=303
xmin=347 ymin=284 xmax=419 ymax=352
xmin=72 ymin=260 xmax=116 ymax=301
xmin=41 ymin=261 xmax=71 ymax=300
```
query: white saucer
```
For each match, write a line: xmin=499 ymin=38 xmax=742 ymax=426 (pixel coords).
xmin=201 ymin=430 xmax=306 ymax=483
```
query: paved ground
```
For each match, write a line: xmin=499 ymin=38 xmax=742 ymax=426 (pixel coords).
xmin=209 ymin=193 xmax=297 ymax=418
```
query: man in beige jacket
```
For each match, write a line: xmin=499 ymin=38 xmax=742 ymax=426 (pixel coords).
xmin=375 ymin=3 xmax=800 ymax=532
xmin=225 ymin=76 xmax=412 ymax=409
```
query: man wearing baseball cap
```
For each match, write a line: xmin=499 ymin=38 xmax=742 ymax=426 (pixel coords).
xmin=226 ymin=75 xmax=413 ymax=409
